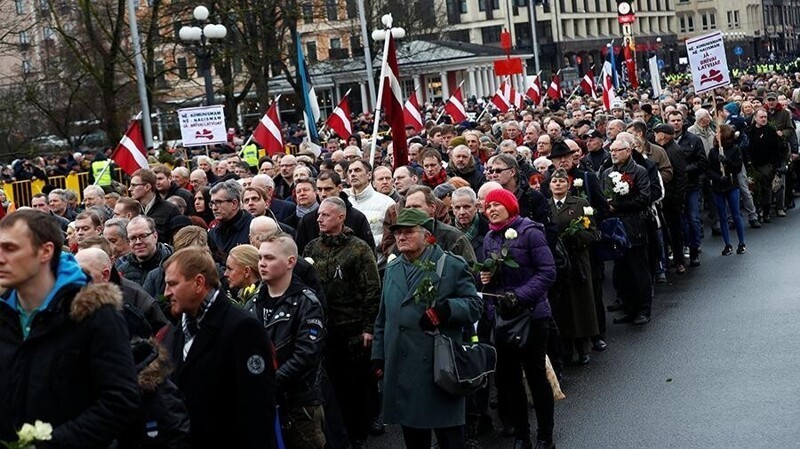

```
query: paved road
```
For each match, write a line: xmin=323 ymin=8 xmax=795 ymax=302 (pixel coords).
xmin=369 ymin=212 xmax=800 ymax=448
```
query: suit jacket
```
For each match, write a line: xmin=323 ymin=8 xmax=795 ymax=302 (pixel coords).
xmin=147 ymin=195 xmax=181 ymax=244
xmin=270 ymin=198 xmax=296 ymax=224
xmin=164 ymin=296 xmax=276 ymax=449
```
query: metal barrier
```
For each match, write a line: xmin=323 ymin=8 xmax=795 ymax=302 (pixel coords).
xmin=1 ymin=168 xmax=125 ymax=207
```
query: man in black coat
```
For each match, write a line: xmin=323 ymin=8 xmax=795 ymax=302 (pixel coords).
xmin=208 ymin=180 xmax=254 ymax=253
xmin=296 ymin=171 xmax=375 ymax=254
xmin=654 ymin=123 xmax=689 ymax=274
xmin=154 ymin=165 xmax=195 ymax=216
xmin=130 ymin=168 xmax=181 ymax=244
xmin=162 ymin=248 xmax=276 ymax=449
xmin=0 ymin=210 xmax=140 ymax=447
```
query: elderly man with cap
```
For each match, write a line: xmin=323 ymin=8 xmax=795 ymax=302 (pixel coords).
xmin=581 ymin=129 xmax=610 ymax=175
xmin=372 ymin=208 xmax=482 ymax=449
xmin=653 ymin=123 xmax=689 ymax=274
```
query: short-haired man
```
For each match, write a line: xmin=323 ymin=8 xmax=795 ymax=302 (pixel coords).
xmin=208 ymin=180 xmax=253 ymax=253
xmin=83 ymin=185 xmax=113 ymax=220
xmin=274 ymin=154 xmax=297 ymax=200
xmin=373 ymin=166 xmax=401 ymax=202
xmin=190 ymin=169 xmax=208 ymax=191
xmin=447 ymin=145 xmax=485 ymax=192
xmin=74 ymin=211 xmax=104 ymax=248
xmin=246 ymin=234 xmax=326 ymax=448
xmin=154 ymin=165 xmax=194 ymax=215
xmin=49 ymin=188 xmax=76 ymax=221
xmin=114 ymin=197 xmax=141 ymax=220
xmin=103 ymin=217 xmax=132 ymax=263
xmin=258 ymin=156 xmax=277 ymax=178
xmin=117 ymin=216 xmax=174 ymax=287
xmin=345 ymin=159 xmax=395 ymax=250
xmin=304 ymin=197 xmax=381 ymax=449
xmin=251 ymin=174 xmax=296 ymax=224
xmin=294 ymin=179 xmax=319 ymax=224
xmin=172 ymin=166 xmax=192 ymax=191
xmin=0 ymin=210 xmax=139 ymax=446
xmin=32 ymin=192 xmax=70 ymax=231
xmin=161 ymin=248 xmax=276 ymax=449
xmin=392 ymin=166 xmax=419 ymax=197
xmin=581 ymin=130 xmax=611 ymax=175
xmin=129 ymin=168 xmax=181 ymax=243
xmin=420 ymin=149 xmax=448 ymax=188
xmin=451 ymin=187 xmax=490 ymax=259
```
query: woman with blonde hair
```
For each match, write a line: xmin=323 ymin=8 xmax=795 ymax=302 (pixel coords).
xmin=224 ymin=245 xmax=261 ymax=305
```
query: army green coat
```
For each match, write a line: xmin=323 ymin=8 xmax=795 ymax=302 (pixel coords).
xmin=372 ymin=244 xmax=482 ymax=429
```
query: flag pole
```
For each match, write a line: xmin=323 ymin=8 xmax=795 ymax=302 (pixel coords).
xmin=564 ymin=85 xmax=582 ymax=104
xmin=96 ymin=112 xmax=143 ymax=186
xmin=369 ymin=32 xmax=395 ymax=168
xmin=318 ymin=88 xmax=353 ymax=137
xmin=435 ymin=79 xmax=466 ymax=124
xmin=241 ymin=94 xmax=282 ymax=154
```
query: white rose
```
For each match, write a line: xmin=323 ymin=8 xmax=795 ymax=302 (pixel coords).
xmin=504 ymin=228 xmax=518 ymax=240
xmin=387 ymin=254 xmax=397 ymax=263
xmin=573 ymin=178 xmax=584 ymax=188
xmin=304 ymin=257 xmax=314 ymax=265
xmin=609 ymin=171 xmax=622 ymax=181
xmin=17 ymin=423 xmax=36 ymax=443
xmin=618 ymin=183 xmax=630 ymax=195
xmin=583 ymin=206 xmax=594 ymax=216
xmin=33 ymin=420 xmax=53 ymax=441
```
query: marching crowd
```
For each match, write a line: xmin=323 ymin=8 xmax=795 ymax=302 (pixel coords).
xmin=1 ymin=69 xmax=799 ymax=449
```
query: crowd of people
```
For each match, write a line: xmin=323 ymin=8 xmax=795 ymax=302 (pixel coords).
xmin=0 ymin=69 xmax=798 ymax=449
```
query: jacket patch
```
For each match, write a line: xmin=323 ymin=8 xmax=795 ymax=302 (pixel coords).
xmin=247 ymin=354 xmax=265 ymax=375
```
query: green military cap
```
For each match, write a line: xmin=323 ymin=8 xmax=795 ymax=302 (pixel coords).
xmin=390 ymin=208 xmax=434 ymax=232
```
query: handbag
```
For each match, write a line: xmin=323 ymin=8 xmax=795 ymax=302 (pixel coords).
xmin=494 ymin=309 xmax=532 ymax=350
xmin=597 ymin=217 xmax=631 ymax=261
xmin=432 ymin=330 xmax=497 ymax=396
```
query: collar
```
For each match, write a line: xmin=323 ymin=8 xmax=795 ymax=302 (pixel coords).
xmin=349 ymin=185 xmax=376 ymax=202
xmin=143 ymin=194 xmax=157 ymax=215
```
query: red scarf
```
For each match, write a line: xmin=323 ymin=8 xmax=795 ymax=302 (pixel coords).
xmin=421 ymin=168 xmax=448 ymax=187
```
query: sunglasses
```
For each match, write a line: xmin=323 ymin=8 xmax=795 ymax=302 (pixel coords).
xmin=487 ymin=167 xmax=512 ymax=175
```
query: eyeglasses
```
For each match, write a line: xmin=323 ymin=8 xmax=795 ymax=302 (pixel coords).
xmin=609 ymin=148 xmax=630 ymax=153
xmin=210 ymin=199 xmax=235 ymax=207
xmin=128 ymin=232 xmax=154 ymax=243
xmin=487 ymin=167 xmax=512 ymax=175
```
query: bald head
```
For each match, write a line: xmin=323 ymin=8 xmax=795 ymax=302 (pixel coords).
xmin=75 ymin=247 xmax=113 ymax=283
xmin=249 ymin=215 xmax=280 ymax=246
xmin=190 ymin=169 xmax=208 ymax=190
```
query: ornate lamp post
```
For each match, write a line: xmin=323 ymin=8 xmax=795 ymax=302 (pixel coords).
xmin=179 ymin=6 xmax=227 ymax=106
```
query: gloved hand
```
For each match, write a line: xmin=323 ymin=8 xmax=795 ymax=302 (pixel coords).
xmin=497 ymin=292 xmax=521 ymax=318
xmin=418 ymin=301 xmax=452 ymax=331
xmin=371 ymin=359 xmax=385 ymax=379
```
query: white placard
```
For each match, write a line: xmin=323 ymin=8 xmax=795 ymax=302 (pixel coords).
xmin=685 ymin=31 xmax=731 ymax=94
xmin=177 ymin=105 xmax=227 ymax=147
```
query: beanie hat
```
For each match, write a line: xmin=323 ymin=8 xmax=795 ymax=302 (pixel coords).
xmin=484 ymin=188 xmax=519 ymax=218
xmin=448 ymin=135 xmax=467 ymax=148
xmin=724 ymin=102 xmax=740 ymax=116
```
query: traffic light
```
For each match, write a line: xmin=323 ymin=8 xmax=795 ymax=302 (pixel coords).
xmin=617 ymin=0 xmax=635 ymax=25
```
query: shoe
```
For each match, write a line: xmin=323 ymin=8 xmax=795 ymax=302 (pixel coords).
xmin=533 ymin=440 xmax=555 ymax=449
xmin=689 ymin=257 xmax=700 ymax=267
xmin=606 ymin=300 xmax=624 ymax=312
xmin=613 ymin=314 xmax=634 ymax=324
xmin=655 ymin=272 xmax=667 ymax=284
xmin=633 ymin=314 xmax=651 ymax=325
xmin=675 ymin=264 xmax=686 ymax=274
xmin=750 ymin=219 xmax=762 ymax=229
xmin=513 ymin=439 xmax=532 ymax=449
xmin=576 ymin=354 xmax=591 ymax=365
xmin=721 ymin=245 xmax=733 ymax=256
xmin=737 ymin=243 xmax=747 ymax=254
xmin=763 ymin=214 xmax=771 ymax=223
xmin=369 ymin=419 xmax=385 ymax=436
xmin=592 ymin=339 xmax=608 ymax=351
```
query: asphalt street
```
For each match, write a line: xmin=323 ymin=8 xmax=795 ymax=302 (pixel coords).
xmin=368 ymin=211 xmax=800 ymax=449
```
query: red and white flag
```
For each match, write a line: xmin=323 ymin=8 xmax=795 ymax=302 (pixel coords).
xmin=381 ymin=33 xmax=409 ymax=167
xmin=252 ymin=98 xmax=284 ymax=156
xmin=491 ymin=82 xmax=512 ymax=112
xmin=623 ymin=42 xmax=639 ymax=89
xmin=580 ymin=67 xmax=598 ymax=99
xmin=526 ymin=76 xmax=542 ymax=105
xmin=325 ymin=94 xmax=352 ymax=140
xmin=403 ymin=92 xmax=424 ymax=133
xmin=509 ymin=84 xmax=524 ymax=109
xmin=546 ymin=73 xmax=561 ymax=101
xmin=113 ymin=120 xmax=148 ymax=176
xmin=444 ymin=87 xmax=467 ymax=123
xmin=601 ymin=62 xmax=616 ymax=111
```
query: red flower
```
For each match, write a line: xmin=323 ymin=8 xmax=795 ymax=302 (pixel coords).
xmin=426 ymin=235 xmax=437 ymax=245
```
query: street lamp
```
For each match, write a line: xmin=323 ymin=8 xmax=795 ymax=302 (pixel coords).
xmin=179 ymin=6 xmax=227 ymax=106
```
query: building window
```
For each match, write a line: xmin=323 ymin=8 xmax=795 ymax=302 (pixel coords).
xmin=19 ymin=31 xmax=29 ymax=45
xmin=306 ymin=42 xmax=317 ymax=62
xmin=709 ymin=12 xmax=716 ymax=29
xmin=478 ymin=0 xmax=499 ymax=10
xmin=481 ymin=25 xmax=502 ymax=44
xmin=687 ymin=15 xmax=694 ymax=31
xmin=350 ymin=35 xmax=363 ymax=56
xmin=22 ymin=60 xmax=32 ymax=74
xmin=460 ymin=0 xmax=467 ymax=12
xmin=177 ymin=57 xmax=189 ymax=79
xmin=330 ymin=37 xmax=341 ymax=49
xmin=15 ymin=0 xmax=24 ymax=14
xmin=302 ymin=3 xmax=313 ymax=23
xmin=727 ymin=10 xmax=740 ymax=28
xmin=155 ymin=60 xmax=166 ymax=88
xmin=326 ymin=0 xmax=337 ymax=21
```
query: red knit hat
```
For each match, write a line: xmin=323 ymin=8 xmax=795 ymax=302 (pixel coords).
xmin=484 ymin=188 xmax=519 ymax=217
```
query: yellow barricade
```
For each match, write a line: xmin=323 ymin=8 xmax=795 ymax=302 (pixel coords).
xmin=0 ymin=168 xmax=125 ymax=208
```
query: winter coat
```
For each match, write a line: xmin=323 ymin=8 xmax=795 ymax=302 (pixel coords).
xmin=244 ymin=279 xmax=325 ymax=408
xmin=146 ymin=195 xmax=181 ymax=244
xmin=662 ymin=140 xmax=688 ymax=205
xmin=381 ymin=197 xmax=451 ymax=256
xmin=270 ymin=198 xmax=297 ymax=225
xmin=706 ymin=144 xmax=743 ymax=193
xmin=0 ymin=256 xmax=140 ymax=447
xmin=540 ymin=166 xmax=610 ymax=220
xmin=118 ymin=243 xmax=174 ymax=287
xmin=483 ymin=216 xmax=557 ymax=320
xmin=601 ymin=157 xmax=651 ymax=246
xmin=296 ymin=192 xmax=375 ymax=254
xmin=163 ymin=294 xmax=276 ymax=449
xmin=514 ymin=185 xmax=559 ymax=249
xmin=372 ymin=244 xmax=482 ymax=428
xmin=117 ymin=339 xmax=191 ymax=449
xmin=303 ymin=228 xmax=380 ymax=334
xmin=746 ymin=123 xmax=783 ymax=167
xmin=447 ymin=163 xmax=486 ymax=192
xmin=162 ymin=182 xmax=195 ymax=216
xmin=346 ymin=185 xmax=396 ymax=250
xmin=112 ymin=268 xmax=170 ymax=334
xmin=675 ymin=131 xmax=708 ymax=190
xmin=208 ymin=209 xmax=254 ymax=254
xmin=548 ymin=195 xmax=600 ymax=339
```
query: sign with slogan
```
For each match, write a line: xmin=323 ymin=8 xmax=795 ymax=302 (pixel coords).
xmin=686 ymin=31 xmax=731 ymax=94
xmin=177 ymin=105 xmax=227 ymax=147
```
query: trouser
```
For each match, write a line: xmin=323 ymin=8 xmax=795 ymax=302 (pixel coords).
xmin=466 ymin=313 xmax=494 ymax=432
xmin=495 ymin=318 xmax=554 ymax=442
xmin=647 ymin=208 xmax=665 ymax=275
xmin=590 ymin=251 xmax=606 ymax=338
xmin=713 ymin=189 xmax=746 ymax=246
xmin=663 ymin=195 xmax=685 ymax=267
xmin=737 ymin=163 xmax=758 ymax=221
xmin=682 ymin=188 xmax=702 ymax=250
xmin=326 ymin=330 xmax=371 ymax=443
xmin=613 ymin=245 xmax=652 ymax=317
xmin=401 ymin=425 xmax=465 ymax=449
xmin=282 ymin=404 xmax=327 ymax=449
xmin=321 ymin=371 xmax=350 ymax=449
xmin=755 ymin=164 xmax=774 ymax=215
xmin=703 ymin=181 xmax=720 ymax=230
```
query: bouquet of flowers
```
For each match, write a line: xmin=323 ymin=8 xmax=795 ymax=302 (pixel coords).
xmin=2 ymin=421 xmax=52 ymax=449
xmin=605 ymin=171 xmax=633 ymax=199
xmin=412 ymin=260 xmax=438 ymax=307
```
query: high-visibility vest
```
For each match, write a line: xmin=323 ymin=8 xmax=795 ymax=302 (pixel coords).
xmin=242 ymin=144 xmax=259 ymax=168
xmin=91 ymin=160 xmax=111 ymax=186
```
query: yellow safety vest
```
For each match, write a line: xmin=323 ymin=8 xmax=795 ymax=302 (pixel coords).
xmin=91 ymin=160 xmax=111 ymax=186
xmin=242 ymin=144 xmax=259 ymax=168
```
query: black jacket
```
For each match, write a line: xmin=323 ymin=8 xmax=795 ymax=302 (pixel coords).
xmin=295 ymin=192 xmax=376 ymax=254
xmin=706 ymin=144 xmax=743 ymax=193
xmin=163 ymin=294 xmax=276 ymax=449
xmin=111 ymin=268 xmax=170 ymax=334
xmin=209 ymin=210 xmax=254 ymax=254
xmin=447 ymin=164 xmax=486 ymax=193
xmin=244 ymin=279 xmax=326 ymax=408
xmin=162 ymin=182 xmax=195 ymax=216
xmin=675 ymin=131 xmax=708 ymax=190
xmin=270 ymin=198 xmax=297 ymax=225
xmin=540 ymin=166 xmax=610 ymax=220
xmin=632 ymin=151 xmax=663 ymax=203
xmin=515 ymin=184 xmax=559 ymax=249
xmin=746 ymin=123 xmax=783 ymax=167
xmin=273 ymin=175 xmax=294 ymax=201
xmin=146 ymin=195 xmax=181 ymax=244
xmin=601 ymin=157 xmax=651 ymax=246
xmin=0 ymin=282 xmax=140 ymax=447
xmin=118 ymin=243 xmax=174 ymax=287
xmin=662 ymin=140 xmax=688 ymax=204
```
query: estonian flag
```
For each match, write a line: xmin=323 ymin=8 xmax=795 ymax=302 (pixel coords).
xmin=296 ymin=33 xmax=320 ymax=143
